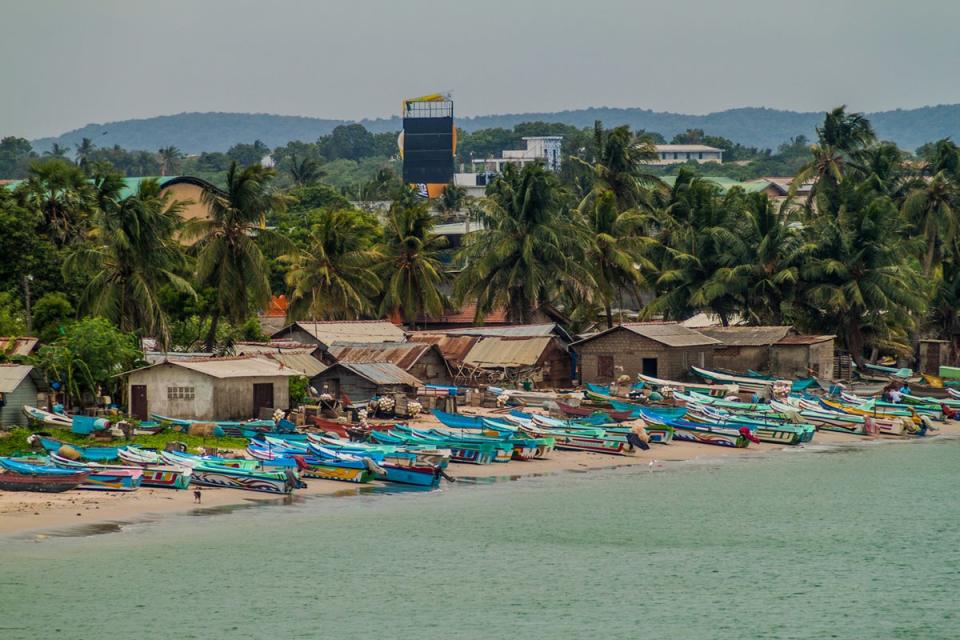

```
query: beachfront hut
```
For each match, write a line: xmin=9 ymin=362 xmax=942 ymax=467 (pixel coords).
xmin=570 ymin=322 xmax=720 ymax=384
xmin=769 ymin=335 xmax=836 ymax=379
xmin=460 ymin=336 xmax=573 ymax=388
xmin=0 ymin=365 xmax=41 ymax=428
xmin=698 ymin=326 xmax=793 ymax=373
xmin=122 ymin=357 xmax=299 ymax=421
xmin=235 ymin=341 xmax=327 ymax=378
xmin=270 ymin=321 xmax=406 ymax=358
xmin=326 ymin=342 xmax=451 ymax=386
xmin=310 ymin=362 xmax=423 ymax=403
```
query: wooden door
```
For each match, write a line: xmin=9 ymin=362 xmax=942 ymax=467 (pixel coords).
xmin=597 ymin=355 xmax=615 ymax=379
xmin=253 ymin=383 xmax=274 ymax=418
xmin=131 ymin=385 xmax=148 ymax=421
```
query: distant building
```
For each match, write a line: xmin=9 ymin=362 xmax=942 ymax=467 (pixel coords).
xmin=271 ymin=321 xmax=406 ymax=356
xmin=311 ymin=362 xmax=423 ymax=403
xmin=325 ymin=342 xmax=452 ymax=386
xmin=472 ymin=136 xmax=564 ymax=173
xmin=123 ymin=357 xmax=299 ymax=421
xmin=0 ymin=365 xmax=41 ymax=428
xmin=652 ymin=144 xmax=723 ymax=165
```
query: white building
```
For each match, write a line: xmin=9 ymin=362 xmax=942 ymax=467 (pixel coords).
xmin=652 ymin=144 xmax=723 ymax=165
xmin=473 ymin=136 xmax=563 ymax=173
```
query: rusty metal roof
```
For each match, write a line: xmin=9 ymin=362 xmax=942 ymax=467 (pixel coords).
xmin=408 ymin=333 xmax=480 ymax=364
xmin=328 ymin=342 xmax=437 ymax=370
xmin=275 ymin=321 xmax=406 ymax=345
xmin=322 ymin=362 xmax=423 ymax=387
xmin=699 ymin=326 xmax=793 ymax=346
xmin=775 ymin=335 xmax=835 ymax=345
xmin=463 ymin=336 xmax=553 ymax=368
xmin=443 ymin=323 xmax=560 ymax=338
xmin=266 ymin=352 xmax=326 ymax=377
xmin=0 ymin=337 xmax=38 ymax=356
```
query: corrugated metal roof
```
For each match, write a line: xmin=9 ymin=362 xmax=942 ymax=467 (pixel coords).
xmin=0 ymin=365 xmax=34 ymax=393
xmin=443 ymin=323 xmax=558 ymax=338
xmin=268 ymin=353 xmax=326 ymax=377
xmin=408 ymin=333 xmax=480 ymax=364
xmin=280 ymin=321 xmax=406 ymax=345
xmin=571 ymin=322 xmax=720 ymax=348
xmin=418 ymin=301 xmax=509 ymax=325
xmin=699 ymin=326 xmax=793 ymax=346
xmin=328 ymin=362 xmax=422 ymax=386
xmin=775 ymin=335 xmax=835 ymax=345
xmin=159 ymin=357 xmax=300 ymax=379
xmin=328 ymin=342 xmax=434 ymax=370
xmin=463 ymin=337 xmax=552 ymax=368
xmin=0 ymin=337 xmax=38 ymax=356
xmin=235 ymin=341 xmax=316 ymax=354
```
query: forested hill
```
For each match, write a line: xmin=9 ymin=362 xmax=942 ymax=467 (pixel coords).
xmin=31 ymin=104 xmax=960 ymax=154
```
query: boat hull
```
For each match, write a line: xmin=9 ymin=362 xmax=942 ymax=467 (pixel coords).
xmin=300 ymin=464 xmax=373 ymax=484
xmin=141 ymin=467 xmax=192 ymax=490
xmin=0 ymin=472 xmax=88 ymax=492
xmin=190 ymin=469 xmax=294 ymax=493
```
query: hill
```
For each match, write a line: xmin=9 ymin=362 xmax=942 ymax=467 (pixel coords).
xmin=30 ymin=104 xmax=960 ymax=155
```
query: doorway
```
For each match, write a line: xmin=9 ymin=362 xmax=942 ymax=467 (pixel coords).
xmin=131 ymin=385 xmax=148 ymax=421
xmin=253 ymin=383 xmax=274 ymax=418
xmin=642 ymin=358 xmax=658 ymax=377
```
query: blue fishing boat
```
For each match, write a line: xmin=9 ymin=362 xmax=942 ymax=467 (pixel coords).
xmin=0 ymin=457 xmax=89 ymax=492
xmin=33 ymin=436 xmax=121 ymax=462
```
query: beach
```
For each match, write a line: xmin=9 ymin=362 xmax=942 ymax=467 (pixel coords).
xmin=3 ymin=408 xmax=957 ymax=537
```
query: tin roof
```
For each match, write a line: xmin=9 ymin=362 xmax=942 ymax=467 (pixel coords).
xmin=128 ymin=356 xmax=300 ymax=379
xmin=0 ymin=364 xmax=34 ymax=393
xmin=442 ymin=323 xmax=560 ymax=338
xmin=323 ymin=362 xmax=423 ymax=387
xmin=328 ymin=342 xmax=440 ymax=371
xmin=775 ymin=335 xmax=835 ymax=345
xmin=463 ymin=337 xmax=553 ymax=368
xmin=266 ymin=352 xmax=326 ymax=377
xmin=699 ymin=326 xmax=793 ymax=346
xmin=235 ymin=341 xmax=317 ymax=354
xmin=408 ymin=333 xmax=480 ymax=364
xmin=0 ymin=337 xmax=38 ymax=356
xmin=571 ymin=322 xmax=720 ymax=348
xmin=276 ymin=321 xmax=406 ymax=345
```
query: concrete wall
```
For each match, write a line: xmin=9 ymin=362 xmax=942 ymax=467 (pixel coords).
xmin=537 ymin=340 xmax=573 ymax=388
xmin=770 ymin=341 xmax=835 ymax=379
xmin=127 ymin=365 xmax=290 ymax=420
xmin=0 ymin=376 xmax=39 ymax=429
xmin=711 ymin=345 xmax=770 ymax=373
xmin=574 ymin=329 xmax=714 ymax=383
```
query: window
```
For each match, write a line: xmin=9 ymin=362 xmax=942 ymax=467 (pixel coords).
xmin=597 ymin=355 xmax=615 ymax=378
xmin=167 ymin=386 xmax=195 ymax=400
xmin=698 ymin=152 xmax=703 ymax=160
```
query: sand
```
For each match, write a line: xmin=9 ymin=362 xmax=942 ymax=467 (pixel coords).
xmin=2 ymin=408 xmax=957 ymax=536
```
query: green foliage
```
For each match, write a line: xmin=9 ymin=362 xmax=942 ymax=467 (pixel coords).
xmin=378 ymin=201 xmax=447 ymax=323
xmin=31 ymin=292 xmax=74 ymax=343
xmin=318 ymin=124 xmax=375 ymax=161
xmin=0 ymin=292 xmax=27 ymax=336
xmin=0 ymin=427 xmax=248 ymax=457
xmin=35 ymin=317 xmax=143 ymax=403
xmin=226 ymin=140 xmax=270 ymax=166
xmin=0 ymin=136 xmax=36 ymax=178
xmin=289 ymin=375 xmax=308 ymax=405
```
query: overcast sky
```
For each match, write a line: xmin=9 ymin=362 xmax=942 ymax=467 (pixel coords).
xmin=2 ymin=0 xmax=958 ymax=139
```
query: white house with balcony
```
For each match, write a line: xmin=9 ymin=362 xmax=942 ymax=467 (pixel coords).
xmin=472 ymin=136 xmax=563 ymax=173
xmin=652 ymin=144 xmax=723 ymax=165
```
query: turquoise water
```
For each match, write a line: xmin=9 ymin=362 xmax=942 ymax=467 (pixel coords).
xmin=2 ymin=438 xmax=959 ymax=639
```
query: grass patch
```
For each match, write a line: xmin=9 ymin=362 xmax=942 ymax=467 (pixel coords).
xmin=0 ymin=426 xmax=249 ymax=457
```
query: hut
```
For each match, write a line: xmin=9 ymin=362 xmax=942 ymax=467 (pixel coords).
xmin=918 ymin=339 xmax=952 ymax=376
xmin=769 ymin=335 xmax=836 ymax=379
xmin=697 ymin=326 xmax=793 ymax=373
xmin=326 ymin=342 xmax=452 ymax=386
xmin=270 ymin=321 xmax=406 ymax=357
xmin=235 ymin=341 xmax=327 ymax=378
xmin=570 ymin=322 xmax=720 ymax=383
xmin=460 ymin=336 xmax=573 ymax=388
xmin=123 ymin=357 xmax=299 ymax=421
xmin=0 ymin=365 xmax=41 ymax=428
xmin=310 ymin=362 xmax=423 ymax=403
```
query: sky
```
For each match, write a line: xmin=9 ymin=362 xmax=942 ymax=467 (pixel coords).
xmin=2 ymin=0 xmax=959 ymax=139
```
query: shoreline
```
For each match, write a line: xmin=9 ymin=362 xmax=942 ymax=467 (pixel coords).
xmin=3 ymin=419 xmax=958 ymax=538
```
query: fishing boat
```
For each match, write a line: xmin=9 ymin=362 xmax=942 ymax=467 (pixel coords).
xmin=665 ymin=419 xmax=753 ymax=448
xmin=690 ymin=366 xmax=788 ymax=395
xmin=115 ymin=448 xmax=193 ymax=489
xmin=370 ymin=430 xmax=497 ymax=465
xmin=47 ymin=454 xmax=144 ymax=491
xmin=684 ymin=405 xmax=812 ymax=445
xmin=861 ymin=363 xmax=913 ymax=379
xmin=22 ymin=406 xmax=72 ymax=428
xmin=161 ymin=451 xmax=297 ymax=494
xmin=635 ymin=374 xmax=739 ymax=397
xmin=248 ymin=440 xmax=378 ymax=484
xmin=745 ymin=370 xmax=819 ymax=392
xmin=31 ymin=436 xmax=121 ymax=462
xmin=556 ymin=402 xmax=631 ymax=422
xmin=305 ymin=437 xmax=445 ymax=486
xmin=0 ymin=457 xmax=89 ymax=492
xmin=487 ymin=387 xmax=584 ymax=408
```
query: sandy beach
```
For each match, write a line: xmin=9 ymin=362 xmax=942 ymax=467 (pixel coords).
xmin=3 ymin=409 xmax=957 ymax=537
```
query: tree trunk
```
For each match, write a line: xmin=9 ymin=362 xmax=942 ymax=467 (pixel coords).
xmin=604 ymin=301 xmax=614 ymax=330
xmin=204 ymin=309 xmax=221 ymax=352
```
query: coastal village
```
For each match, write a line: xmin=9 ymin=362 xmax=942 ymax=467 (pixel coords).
xmin=3 ymin=97 xmax=960 ymax=532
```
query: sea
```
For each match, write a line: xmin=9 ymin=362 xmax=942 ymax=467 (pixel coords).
xmin=1 ymin=437 xmax=959 ymax=640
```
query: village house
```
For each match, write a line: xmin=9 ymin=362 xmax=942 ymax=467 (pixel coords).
xmin=270 ymin=321 xmax=406 ymax=357
xmin=234 ymin=341 xmax=327 ymax=378
xmin=459 ymin=336 xmax=573 ymax=388
xmin=325 ymin=342 xmax=452 ymax=386
xmin=698 ymin=326 xmax=794 ymax=373
xmin=310 ymin=362 xmax=423 ymax=403
xmin=570 ymin=322 xmax=720 ymax=383
xmin=769 ymin=335 xmax=836 ymax=379
xmin=0 ymin=365 xmax=41 ymax=428
xmin=123 ymin=357 xmax=299 ymax=421
xmin=651 ymin=144 xmax=723 ymax=165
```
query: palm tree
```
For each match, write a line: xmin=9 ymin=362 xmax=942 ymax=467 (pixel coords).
xmin=579 ymin=190 xmax=654 ymax=328
xmin=576 ymin=121 xmax=659 ymax=211
xmin=75 ymin=137 xmax=96 ymax=170
xmin=454 ymin=163 xmax=592 ymax=323
xmin=14 ymin=158 xmax=96 ymax=245
xmin=287 ymin=154 xmax=325 ymax=187
xmin=183 ymin=162 xmax=289 ymax=350
xmin=378 ymin=201 xmax=447 ymax=325
xmin=436 ymin=183 xmax=467 ymax=215
xmin=282 ymin=209 xmax=382 ymax=320
xmin=63 ymin=178 xmax=194 ymax=347
xmin=157 ymin=146 xmax=183 ymax=176
xmin=902 ymin=172 xmax=959 ymax=276
xmin=44 ymin=143 xmax=68 ymax=158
